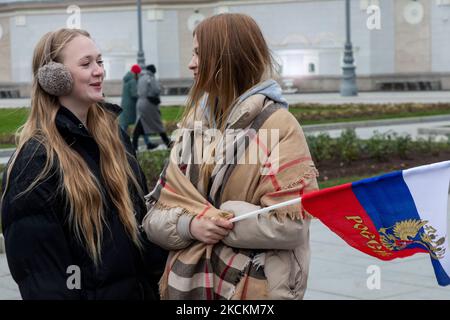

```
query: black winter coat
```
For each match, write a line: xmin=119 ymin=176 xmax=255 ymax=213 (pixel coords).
xmin=1 ymin=103 xmax=167 ymax=300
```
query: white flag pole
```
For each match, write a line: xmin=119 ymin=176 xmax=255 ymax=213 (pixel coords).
xmin=229 ymin=197 xmax=302 ymax=223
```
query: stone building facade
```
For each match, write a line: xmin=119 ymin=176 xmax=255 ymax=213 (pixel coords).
xmin=0 ymin=0 xmax=449 ymax=96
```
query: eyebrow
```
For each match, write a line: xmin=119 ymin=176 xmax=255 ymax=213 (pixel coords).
xmin=79 ymin=54 xmax=102 ymax=61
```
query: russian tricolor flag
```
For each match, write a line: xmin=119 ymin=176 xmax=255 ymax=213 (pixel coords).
xmin=302 ymin=161 xmax=450 ymax=286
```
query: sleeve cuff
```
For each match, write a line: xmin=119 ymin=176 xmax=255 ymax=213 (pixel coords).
xmin=177 ymin=214 xmax=195 ymax=241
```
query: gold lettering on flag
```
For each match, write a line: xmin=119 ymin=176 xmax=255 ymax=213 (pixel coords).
xmin=345 ymin=216 xmax=393 ymax=257
xmin=345 ymin=216 xmax=446 ymax=259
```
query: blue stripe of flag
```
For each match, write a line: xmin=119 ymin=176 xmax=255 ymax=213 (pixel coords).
xmin=351 ymin=171 xmax=424 ymax=252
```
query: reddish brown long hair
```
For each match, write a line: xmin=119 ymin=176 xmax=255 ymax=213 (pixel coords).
xmin=185 ymin=13 xmax=275 ymax=130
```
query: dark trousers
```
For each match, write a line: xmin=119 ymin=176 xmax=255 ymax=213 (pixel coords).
xmin=132 ymin=120 xmax=171 ymax=151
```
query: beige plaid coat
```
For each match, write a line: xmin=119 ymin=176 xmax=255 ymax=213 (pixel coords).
xmin=142 ymin=91 xmax=319 ymax=300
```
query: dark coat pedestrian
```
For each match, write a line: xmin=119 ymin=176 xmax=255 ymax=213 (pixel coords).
xmin=133 ymin=65 xmax=172 ymax=151
xmin=136 ymin=68 xmax=164 ymax=134
xmin=119 ymin=64 xmax=141 ymax=132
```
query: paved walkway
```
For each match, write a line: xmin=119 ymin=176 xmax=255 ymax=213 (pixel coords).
xmin=0 ymin=95 xmax=187 ymax=109
xmin=0 ymin=255 xmax=20 ymax=300
xmin=2 ymin=91 xmax=450 ymax=109
xmin=2 ymin=197 xmax=449 ymax=300
xmin=288 ymin=91 xmax=450 ymax=105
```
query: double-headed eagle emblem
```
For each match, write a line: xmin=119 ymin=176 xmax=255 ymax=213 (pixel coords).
xmin=379 ymin=219 xmax=446 ymax=259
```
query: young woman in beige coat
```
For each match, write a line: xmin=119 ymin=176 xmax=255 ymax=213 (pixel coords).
xmin=142 ymin=13 xmax=319 ymax=300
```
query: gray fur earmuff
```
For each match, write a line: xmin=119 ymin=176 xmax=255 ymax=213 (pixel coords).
xmin=36 ymin=32 xmax=74 ymax=97
xmin=37 ymin=61 xmax=74 ymax=96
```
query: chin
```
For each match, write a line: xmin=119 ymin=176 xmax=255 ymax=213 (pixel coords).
xmin=89 ymin=94 xmax=104 ymax=103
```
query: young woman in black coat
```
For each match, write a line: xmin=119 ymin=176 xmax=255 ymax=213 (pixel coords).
xmin=0 ymin=28 xmax=166 ymax=300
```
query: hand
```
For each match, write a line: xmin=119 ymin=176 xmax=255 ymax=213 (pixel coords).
xmin=190 ymin=216 xmax=234 ymax=245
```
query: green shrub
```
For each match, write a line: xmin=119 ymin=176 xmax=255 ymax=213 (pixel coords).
xmin=413 ymin=136 xmax=449 ymax=157
xmin=137 ymin=149 xmax=171 ymax=191
xmin=336 ymin=129 xmax=361 ymax=164
xmin=394 ymin=134 xmax=413 ymax=159
xmin=364 ymin=131 xmax=396 ymax=162
xmin=307 ymin=129 xmax=450 ymax=165
xmin=291 ymin=102 xmax=450 ymax=124
xmin=306 ymin=133 xmax=337 ymax=163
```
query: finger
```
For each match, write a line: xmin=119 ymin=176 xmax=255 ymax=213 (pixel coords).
xmin=205 ymin=232 xmax=223 ymax=242
xmin=210 ymin=233 xmax=224 ymax=242
xmin=206 ymin=224 xmax=229 ymax=237
xmin=211 ymin=226 xmax=230 ymax=237
xmin=213 ymin=218 xmax=234 ymax=230
xmin=205 ymin=238 xmax=219 ymax=245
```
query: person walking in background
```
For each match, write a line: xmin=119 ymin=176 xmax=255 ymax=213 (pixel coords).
xmin=119 ymin=64 xmax=141 ymax=134
xmin=133 ymin=64 xmax=172 ymax=151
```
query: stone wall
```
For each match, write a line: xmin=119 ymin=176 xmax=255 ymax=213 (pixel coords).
xmin=0 ymin=16 xmax=11 ymax=82
xmin=394 ymin=0 xmax=432 ymax=73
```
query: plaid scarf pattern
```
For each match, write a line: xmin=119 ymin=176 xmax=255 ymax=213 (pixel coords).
xmin=146 ymin=92 xmax=318 ymax=299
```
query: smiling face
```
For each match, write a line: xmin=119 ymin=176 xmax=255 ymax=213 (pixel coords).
xmin=188 ymin=34 xmax=199 ymax=80
xmin=60 ymin=35 xmax=104 ymax=105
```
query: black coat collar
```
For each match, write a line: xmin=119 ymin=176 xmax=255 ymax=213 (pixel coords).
xmin=55 ymin=102 xmax=122 ymax=138
xmin=102 ymin=102 xmax=122 ymax=116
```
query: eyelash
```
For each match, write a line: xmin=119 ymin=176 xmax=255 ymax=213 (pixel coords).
xmin=82 ymin=60 xmax=104 ymax=67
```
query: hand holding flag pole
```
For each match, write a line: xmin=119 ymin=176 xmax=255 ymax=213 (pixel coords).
xmin=229 ymin=197 xmax=302 ymax=222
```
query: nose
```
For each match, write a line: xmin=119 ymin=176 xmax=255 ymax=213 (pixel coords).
xmin=93 ymin=64 xmax=104 ymax=78
xmin=188 ymin=56 xmax=197 ymax=71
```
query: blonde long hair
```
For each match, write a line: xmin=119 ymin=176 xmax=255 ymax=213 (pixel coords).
xmin=184 ymin=13 xmax=276 ymax=189
xmin=3 ymin=29 xmax=143 ymax=265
